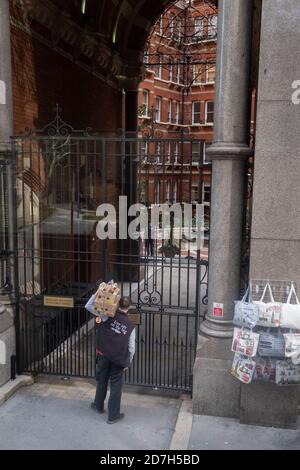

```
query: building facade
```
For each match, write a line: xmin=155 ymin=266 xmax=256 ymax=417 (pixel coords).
xmin=137 ymin=0 xmax=217 ymax=229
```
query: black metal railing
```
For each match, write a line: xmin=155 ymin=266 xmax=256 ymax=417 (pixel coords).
xmin=9 ymin=112 xmax=210 ymax=391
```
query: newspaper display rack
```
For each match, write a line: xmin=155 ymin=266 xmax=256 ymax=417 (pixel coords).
xmin=231 ymin=281 xmax=300 ymax=386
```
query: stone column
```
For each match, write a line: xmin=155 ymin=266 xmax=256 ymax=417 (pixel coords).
xmin=0 ymin=0 xmax=16 ymax=387
xmin=240 ymin=0 xmax=300 ymax=430
xmin=200 ymin=0 xmax=253 ymax=338
xmin=193 ymin=0 xmax=253 ymax=418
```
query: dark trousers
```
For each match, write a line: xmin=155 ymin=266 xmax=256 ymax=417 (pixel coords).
xmin=94 ymin=355 xmax=124 ymax=420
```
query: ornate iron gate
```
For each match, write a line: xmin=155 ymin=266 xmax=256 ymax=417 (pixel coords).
xmin=12 ymin=114 xmax=209 ymax=392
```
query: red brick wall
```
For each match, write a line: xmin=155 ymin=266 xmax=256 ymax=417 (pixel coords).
xmin=10 ymin=25 xmax=123 ymax=135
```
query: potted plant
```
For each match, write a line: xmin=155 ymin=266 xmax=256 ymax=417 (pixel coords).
xmin=159 ymin=240 xmax=180 ymax=258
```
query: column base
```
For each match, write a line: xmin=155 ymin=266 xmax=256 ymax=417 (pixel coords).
xmin=193 ymin=334 xmax=240 ymax=418
xmin=199 ymin=317 xmax=234 ymax=338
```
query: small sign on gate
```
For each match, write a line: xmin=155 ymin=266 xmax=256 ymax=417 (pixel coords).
xmin=127 ymin=313 xmax=141 ymax=326
xmin=44 ymin=296 xmax=74 ymax=308
xmin=213 ymin=303 xmax=224 ymax=318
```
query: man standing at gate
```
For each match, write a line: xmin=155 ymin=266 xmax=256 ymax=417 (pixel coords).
xmin=85 ymin=295 xmax=135 ymax=424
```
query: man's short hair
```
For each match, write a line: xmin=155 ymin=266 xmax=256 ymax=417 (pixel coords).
xmin=119 ymin=296 xmax=132 ymax=310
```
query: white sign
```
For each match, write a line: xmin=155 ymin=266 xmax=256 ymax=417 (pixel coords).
xmin=213 ymin=303 xmax=224 ymax=318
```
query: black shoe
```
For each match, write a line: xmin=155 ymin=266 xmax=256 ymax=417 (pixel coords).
xmin=107 ymin=413 xmax=125 ymax=424
xmin=91 ymin=402 xmax=105 ymax=414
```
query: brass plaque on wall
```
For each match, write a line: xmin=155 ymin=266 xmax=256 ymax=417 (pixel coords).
xmin=127 ymin=313 xmax=141 ymax=326
xmin=43 ymin=296 xmax=74 ymax=308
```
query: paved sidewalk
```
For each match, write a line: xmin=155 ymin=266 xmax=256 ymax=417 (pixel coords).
xmin=1 ymin=375 xmax=300 ymax=451
xmin=0 ymin=376 xmax=180 ymax=450
xmin=189 ymin=415 xmax=300 ymax=450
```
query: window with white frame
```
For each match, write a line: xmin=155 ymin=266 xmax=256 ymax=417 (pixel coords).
xmin=206 ymin=64 xmax=216 ymax=83
xmin=141 ymin=90 xmax=149 ymax=117
xmin=208 ymin=14 xmax=218 ymax=39
xmin=169 ymin=13 xmax=175 ymax=37
xmin=168 ymin=58 xmax=174 ymax=82
xmin=193 ymin=64 xmax=205 ymax=84
xmin=159 ymin=16 xmax=164 ymax=36
xmin=167 ymin=142 xmax=171 ymax=162
xmin=156 ymin=55 xmax=162 ymax=79
xmin=143 ymin=49 xmax=149 ymax=67
xmin=192 ymin=142 xmax=201 ymax=165
xmin=155 ymin=96 xmax=162 ymax=122
xmin=177 ymin=62 xmax=181 ymax=83
xmin=174 ymin=142 xmax=179 ymax=163
xmin=202 ymin=184 xmax=211 ymax=205
xmin=168 ymin=100 xmax=172 ymax=123
xmin=141 ymin=141 xmax=148 ymax=158
xmin=156 ymin=142 xmax=161 ymax=163
xmin=205 ymin=101 xmax=214 ymax=124
xmin=192 ymin=101 xmax=201 ymax=124
xmin=203 ymin=141 xmax=212 ymax=165
xmin=172 ymin=180 xmax=177 ymax=203
xmin=177 ymin=17 xmax=182 ymax=39
xmin=194 ymin=17 xmax=205 ymax=42
xmin=175 ymin=101 xmax=180 ymax=124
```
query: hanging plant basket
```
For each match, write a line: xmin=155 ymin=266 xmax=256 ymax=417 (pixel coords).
xmin=159 ymin=241 xmax=180 ymax=258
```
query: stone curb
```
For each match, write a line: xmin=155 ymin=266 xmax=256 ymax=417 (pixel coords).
xmin=169 ymin=395 xmax=193 ymax=450
xmin=0 ymin=375 xmax=34 ymax=406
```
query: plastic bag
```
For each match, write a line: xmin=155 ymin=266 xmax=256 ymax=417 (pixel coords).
xmin=275 ymin=360 xmax=300 ymax=386
xmin=233 ymin=287 xmax=259 ymax=329
xmin=280 ymin=283 xmax=300 ymax=329
xmin=231 ymin=328 xmax=259 ymax=358
xmin=254 ymin=357 xmax=276 ymax=382
xmin=258 ymin=328 xmax=285 ymax=358
xmin=231 ymin=353 xmax=256 ymax=384
xmin=254 ymin=282 xmax=281 ymax=328
xmin=284 ymin=333 xmax=300 ymax=365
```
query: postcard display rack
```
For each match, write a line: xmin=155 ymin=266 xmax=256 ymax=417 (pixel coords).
xmin=231 ymin=280 xmax=300 ymax=386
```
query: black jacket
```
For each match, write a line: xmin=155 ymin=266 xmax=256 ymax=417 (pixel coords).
xmin=96 ymin=311 xmax=135 ymax=368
